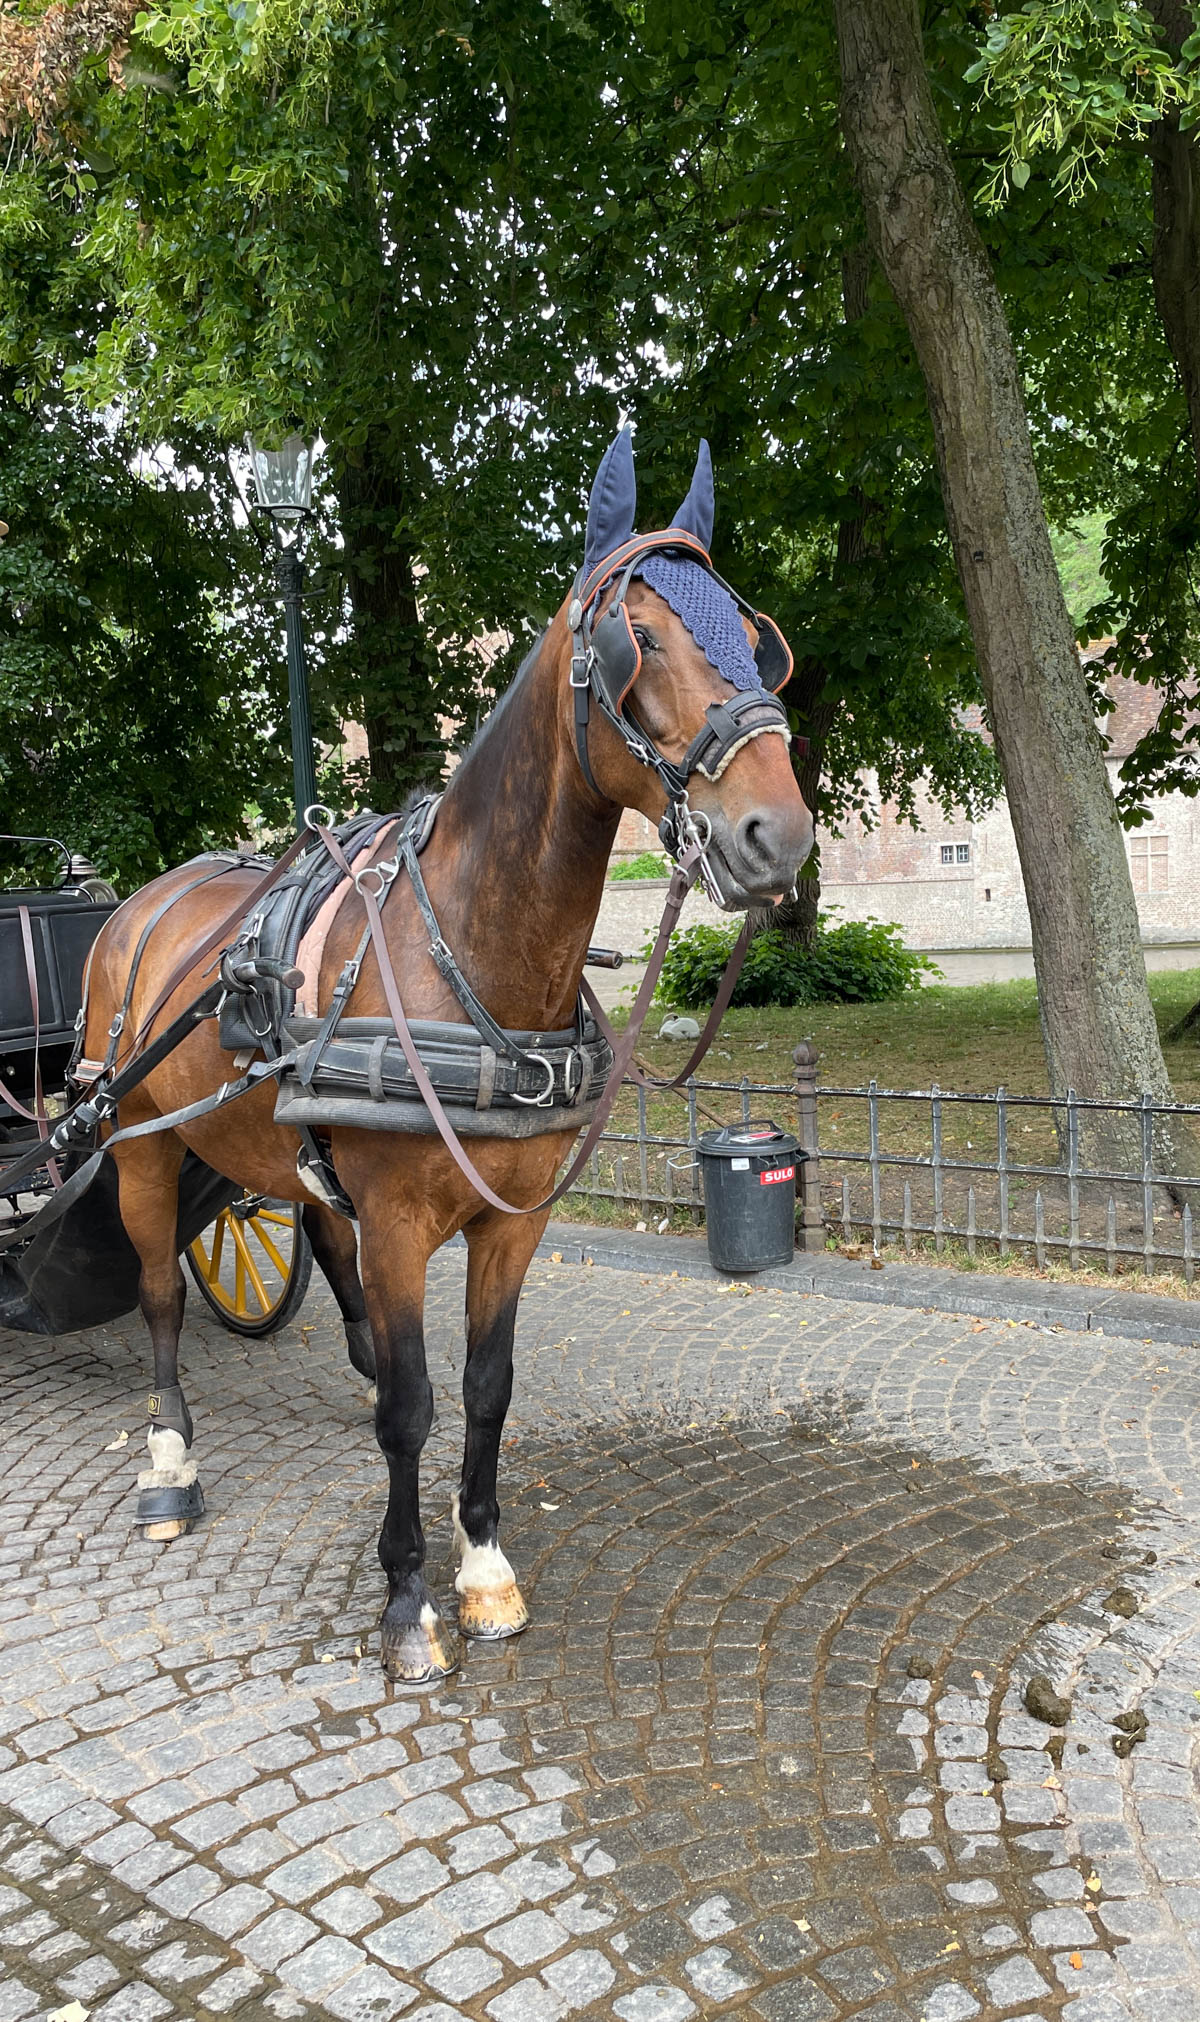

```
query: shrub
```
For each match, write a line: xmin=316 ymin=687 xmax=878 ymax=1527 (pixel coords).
xmin=653 ymin=914 xmax=938 ymax=1009
xmin=609 ymin=850 xmax=670 ymax=881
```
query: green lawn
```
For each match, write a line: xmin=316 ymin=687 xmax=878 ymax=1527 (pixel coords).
xmin=615 ymin=967 xmax=1200 ymax=1102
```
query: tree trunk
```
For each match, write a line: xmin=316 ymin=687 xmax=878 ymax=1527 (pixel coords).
xmin=831 ymin=0 xmax=1185 ymax=1174
xmin=1146 ymin=1 xmax=1200 ymax=479
xmin=334 ymin=446 xmax=444 ymax=808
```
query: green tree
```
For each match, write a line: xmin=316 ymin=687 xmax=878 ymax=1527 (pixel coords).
xmin=833 ymin=0 xmax=1195 ymax=1168
xmin=4 ymin=0 xmax=636 ymax=803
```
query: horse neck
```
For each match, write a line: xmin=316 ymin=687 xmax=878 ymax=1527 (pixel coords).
xmin=428 ymin=626 xmax=622 ymax=1030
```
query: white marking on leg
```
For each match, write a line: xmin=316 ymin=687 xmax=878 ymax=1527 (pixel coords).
xmin=136 ymin=1425 xmax=198 ymax=1490
xmin=451 ymin=1490 xmax=516 ymax=1597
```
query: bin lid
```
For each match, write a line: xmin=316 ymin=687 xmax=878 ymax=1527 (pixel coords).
xmin=698 ymin=1119 xmax=800 ymax=1158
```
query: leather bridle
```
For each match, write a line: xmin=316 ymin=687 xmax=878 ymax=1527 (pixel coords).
xmin=568 ymin=527 xmax=795 ymax=902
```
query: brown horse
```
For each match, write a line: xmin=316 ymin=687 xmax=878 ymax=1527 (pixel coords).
xmin=82 ymin=435 xmax=813 ymax=1683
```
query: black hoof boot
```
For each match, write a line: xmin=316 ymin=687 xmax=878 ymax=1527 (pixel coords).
xmin=346 ymin=1318 xmax=376 ymax=1383
xmin=136 ymin=1479 xmax=205 ymax=1540
xmin=380 ymin=1577 xmax=460 ymax=1686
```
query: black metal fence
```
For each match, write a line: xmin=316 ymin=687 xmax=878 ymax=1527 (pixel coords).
xmin=567 ymin=1048 xmax=1200 ymax=1282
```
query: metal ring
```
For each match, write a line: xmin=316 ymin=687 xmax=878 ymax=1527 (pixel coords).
xmin=302 ymin=802 xmax=333 ymax=831
xmin=511 ymin=1053 xmax=557 ymax=1107
xmin=354 ymin=864 xmax=386 ymax=900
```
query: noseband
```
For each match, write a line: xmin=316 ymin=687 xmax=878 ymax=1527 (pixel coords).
xmin=567 ymin=529 xmax=795 ymax=897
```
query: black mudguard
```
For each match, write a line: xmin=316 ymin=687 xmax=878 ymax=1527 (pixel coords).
xmin=0 ymin=1153 xmax=239 ymax=1336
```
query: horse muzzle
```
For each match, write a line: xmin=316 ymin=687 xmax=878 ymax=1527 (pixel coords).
xmin=703 ymin=805 xmax=815 ymax=912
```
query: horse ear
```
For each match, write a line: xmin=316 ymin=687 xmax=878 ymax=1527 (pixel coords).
xmin=671 ymin=438 xmax=714 ymax=552
xmin=584 ymin=426 xmax=637 ymax=574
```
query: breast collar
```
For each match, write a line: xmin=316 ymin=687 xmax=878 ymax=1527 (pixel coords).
xmin=566 ymin=528 xmax=797 ymax=897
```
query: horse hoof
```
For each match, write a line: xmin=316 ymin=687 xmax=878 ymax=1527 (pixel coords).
xmin=136 ymin=1481 xmax=204 ymax=1531
xmin=458 ymin=1582 xmax=530 ymax=1641
xmin=381 ymin=1610 xmax=461 ymax=1686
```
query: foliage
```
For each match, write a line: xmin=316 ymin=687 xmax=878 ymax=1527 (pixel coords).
xmin=966 ymin=0 xmax=1197 ymax=204
xmin=0 ymin=386 xmax=293 ymax=888
xmin=609 ymin=851 xmax=670 ymax=881
xmin=654 ymin=915 xmax=937 ymax=1011
xmin=0 ymin=0 xmax=638 ymax=802
xmin=1050 ymin=514 xmax=1110 ymax=625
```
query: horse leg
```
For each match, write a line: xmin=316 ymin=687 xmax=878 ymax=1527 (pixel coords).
xmin=357 ymin=1211 xmax=457 ymax=1683
xmin=301 ymin=1202 xmax=374 ymax=1388
xmin=453 ymin=1210 xmax=544 ymax=1640
xmin=113 ymin=1132 xmax=201 ymax=1540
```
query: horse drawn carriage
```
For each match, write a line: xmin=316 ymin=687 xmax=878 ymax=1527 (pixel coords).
xmin=0 ymin=833 xmax=312 ymax=1338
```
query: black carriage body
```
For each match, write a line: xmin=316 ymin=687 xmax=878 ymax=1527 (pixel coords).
xmin=0 ymin=879 xmax=239 ymax=1335
xmin=0 ymin=885 xmax=120 ymax=1095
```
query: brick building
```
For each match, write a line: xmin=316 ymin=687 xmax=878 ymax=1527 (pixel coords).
xmin=819 ymin=665 xmax=1200 ymax=978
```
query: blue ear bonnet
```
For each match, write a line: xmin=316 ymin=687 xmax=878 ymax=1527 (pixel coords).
xmin=582 ymin=429 xmax=766 ymax=694
xmin=633 ymin=554 xmax=761 ymax=691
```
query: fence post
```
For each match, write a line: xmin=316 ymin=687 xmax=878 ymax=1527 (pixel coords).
xmin=792 ymin=1040 xmax=824 ymax=1252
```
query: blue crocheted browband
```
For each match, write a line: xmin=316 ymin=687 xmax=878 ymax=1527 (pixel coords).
xmin=634 ymin=553 xmax=762 ymax=693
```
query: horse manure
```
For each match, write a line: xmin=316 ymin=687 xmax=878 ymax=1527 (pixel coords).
xmin=1100 ymin=1544 xmax=1122 ymax=1559
xmin=906 ymin=1654 xmax=934 ymax=1680
xmin=1103 ymin=1586 xmax=1139 ymax=1618
xmin=1045 ymin=1732 xmax=1066 ymax=1769
xmin=1113 ymin=1708 xmax=1149 ymax=1739
xmin=1112 ymin=1732 xmax=1137 ymax=1758
xmin=986 ymin=1749 xmax=1009 ymax=1783
xmin=1142 ymin=1550 xmax=1157 ymax=1565
xmin=1023 ymin=1673 xmax=1072 ymax=1726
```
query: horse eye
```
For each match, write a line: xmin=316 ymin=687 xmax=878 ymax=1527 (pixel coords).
xmin=632 ymin=626 xmax=656 ymax=653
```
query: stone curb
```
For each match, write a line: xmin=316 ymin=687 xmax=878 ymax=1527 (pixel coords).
xmin=538 ymin=1220 xmax=1200 ymax=1345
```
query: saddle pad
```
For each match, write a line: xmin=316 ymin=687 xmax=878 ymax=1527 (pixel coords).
xmin=294 ymin=817 xmax=402 ymax=1017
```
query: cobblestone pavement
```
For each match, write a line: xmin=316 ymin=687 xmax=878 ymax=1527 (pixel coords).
xmin=2 ymin=1244 xmax=1200 ymax=2022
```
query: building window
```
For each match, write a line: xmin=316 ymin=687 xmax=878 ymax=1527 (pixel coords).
xmin=1130 ymin=833 xmax=1168 ymax=894
xmin=956 ymin=843 xmax=970 ymax=863
xmin=940 ymin=844 xmax=954 ymax=864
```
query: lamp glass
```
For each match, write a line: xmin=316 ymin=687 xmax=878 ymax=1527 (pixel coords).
xmin=247 ymin=432 xmax=315 ymax=524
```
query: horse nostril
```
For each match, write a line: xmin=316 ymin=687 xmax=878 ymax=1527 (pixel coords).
xmin=734 ymin=811 xmax=774 ymax=875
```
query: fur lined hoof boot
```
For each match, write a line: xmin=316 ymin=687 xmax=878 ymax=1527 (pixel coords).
xmin=136 ymin=1422 xmax=203 ymax=1540
xmin=346 ymin=1318 xmax=376 ymax=1384
xmin=380 ymin=1598 xmax=460 ymax=1687
xmin=458 ymin=1582 xmax=529 ymax=1642
xmin=136 ymin=1480 xmax=205 ymax=1542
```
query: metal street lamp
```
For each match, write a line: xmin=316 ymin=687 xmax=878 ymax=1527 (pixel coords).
xmin=246 ymin=431 xmax=319 ymax=826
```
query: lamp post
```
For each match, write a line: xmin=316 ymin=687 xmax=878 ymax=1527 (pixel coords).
xmin=246 ymin=431 xmax=319 ymax=826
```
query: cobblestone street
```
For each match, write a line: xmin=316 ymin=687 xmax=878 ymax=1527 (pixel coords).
xmin=2 ymin=1238 xmax=1200 ymax=2022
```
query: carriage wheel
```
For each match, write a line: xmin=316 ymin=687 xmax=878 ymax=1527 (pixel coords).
xmin=186 ymin=1194 xmax=313 ymax=1336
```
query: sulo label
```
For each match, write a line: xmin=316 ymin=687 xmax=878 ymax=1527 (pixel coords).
xmin=759 ymin=1165 xmax=795 ymax=1186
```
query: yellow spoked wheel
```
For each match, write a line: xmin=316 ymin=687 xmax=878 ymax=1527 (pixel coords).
xmin=186 ymin=1194 xmax=313 ymax=1337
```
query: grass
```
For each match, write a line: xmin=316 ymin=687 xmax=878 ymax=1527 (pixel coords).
xmin=611 ymin=967 xmax=1200 ymax=1102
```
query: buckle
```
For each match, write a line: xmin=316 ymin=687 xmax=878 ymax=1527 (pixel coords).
xmin=511 ymin=1053 xmax=556 ymax=1107
xmin=354 ymin=863 xmax=391 ymax=900
xmin=569 ymin=651 xmax=591 ymax=689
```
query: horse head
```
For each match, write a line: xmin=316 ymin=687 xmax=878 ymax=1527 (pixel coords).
xmin=566 ymin=427 xmax=813 ymax=909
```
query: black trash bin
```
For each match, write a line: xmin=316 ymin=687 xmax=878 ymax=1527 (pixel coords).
xmin=697 ymin=1118 xmax=802 ymax=1274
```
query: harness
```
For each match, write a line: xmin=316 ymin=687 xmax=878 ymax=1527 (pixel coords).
xmin=1 ymin=526 xmax=796 ymax=1235
xmin=567 ymin=527 xmax=794 ymax=899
